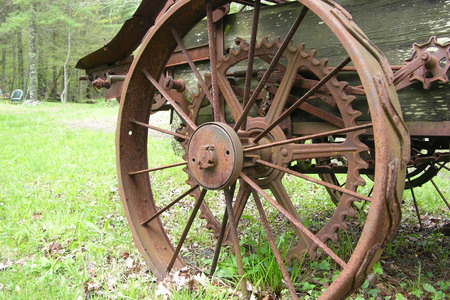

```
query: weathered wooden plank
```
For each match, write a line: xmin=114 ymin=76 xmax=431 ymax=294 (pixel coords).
xmin=178 ymin=1 xmax=449 ymax=128
xmin=341 ymin=0 xmax=450 ymax=65
xmin=222 ymin=0 xmax=450 ymax=65
xmin=340 ymin=0 xmax=450 ymax=126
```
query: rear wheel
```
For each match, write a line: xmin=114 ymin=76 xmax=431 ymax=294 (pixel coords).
xmin=116 ymin=1 xmax=408 ymax=298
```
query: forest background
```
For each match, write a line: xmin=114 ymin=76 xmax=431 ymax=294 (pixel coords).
xmin=0 ymin=0 xmax=138 ymax=103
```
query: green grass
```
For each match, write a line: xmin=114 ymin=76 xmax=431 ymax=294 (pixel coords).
xmin=0 ymin=101 xmax=234 ymax=299
xmin=0 ymin=101 xmax=448 ymax=299
xmin=0 ymin=101 xmax=127 ymax=298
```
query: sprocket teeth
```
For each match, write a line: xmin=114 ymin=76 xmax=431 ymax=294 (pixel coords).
xmin=286 ymin=41 xmax=297 ymax=53
xmin=193 ymin=36 xmax=370 ymax=257
xmin=354 ymin=175 xmax=367 ymax=187
xmin=331 ymin=216 xmax=348 ymax=231
xmin=307 ymin=55 xmax=320 ymax=67
xmin=356 ymin=153 xmax=370 ymax=171
xmin=405 ymin=36 xmax=450 ymax=89
xmin=260 ymin=36 xmax=270 ymax=45
xmin=311 ymin=57 xmax=322 ymax=67
xmin=346 ymin=206 xmax=356 ymax=218
xmin=347 ymin=107 xmax=362 ymax=120
xmin=330 ymin=233 xmax=339 ymax=243
xmin=228 ymin=47 xmax=240 ymax=57
xmin=261 ymin=37 xmax=274 ymax=49
xmin=216 ymin=57 xmax=229 ymax=69
xmin=272 ymin=36 xmax=281 ymax=46
xmin=319 ymin=58 xmax=329 ymax=69
xmin=337 ymin=81 xmax=350 ymax=93
xmin=239 ymin=40 xmax=250 ymax=51
xmin=308 ymin=48 xmax=318 ymax=58
xmin=296 ymin=42 xmax=306 ymax=53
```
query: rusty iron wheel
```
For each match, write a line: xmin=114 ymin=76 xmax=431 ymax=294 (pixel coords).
xmin=116 ymin=1 xmax=408 ymax=298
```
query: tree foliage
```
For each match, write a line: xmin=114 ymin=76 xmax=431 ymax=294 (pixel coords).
xmin=0 ymin=0 xmax=138 ymax=101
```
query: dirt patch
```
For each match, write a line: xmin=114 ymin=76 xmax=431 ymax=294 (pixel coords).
xmin=64 ymin=110 xmax=172 ymax=138
xmin=64 ymin=117 xmax=118 ymax=133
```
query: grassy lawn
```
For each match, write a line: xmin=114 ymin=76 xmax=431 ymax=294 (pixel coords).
xmin=0 ymin=101 xmax=144 ymax=299
xmin=0 ymin=101 xmax=448 ymax=299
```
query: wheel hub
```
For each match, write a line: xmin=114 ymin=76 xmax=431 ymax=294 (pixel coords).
xmin=188 ymin=122 xmax=243 ymax=190
xmin=243 ymin=118 xmax=287 ymax=186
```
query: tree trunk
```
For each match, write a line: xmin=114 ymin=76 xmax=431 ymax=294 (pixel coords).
xmin=47 ymin=67 xmax=61 ymax=100
xmin=1 ymin=48 xmax=5 ymax=94
xmin=17 ymin=31 xmax=24 ymax=91
xmin=11 ymin=36 xmax=16 ymax=90
xmin=28 ymin=3 xmax=38 ymax=101
xmin=85 ymin=83 xmax=91 ymax=100
xmin=75 ymin=69 xmax=81 ymax=102
xmin=37 ymin=36 xmax=45 ymax=99
xmin=61 ymin=26 xmax=71 ymax=103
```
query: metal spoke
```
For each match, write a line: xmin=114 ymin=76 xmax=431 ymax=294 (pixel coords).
xmin=233 ymin=5 xmax=309 ymax=131
xmin=438 ymin=162 xmax=450 ymax=172
xmin=206 ymin=0 xmax=221 ymax=122
xmin=264 ymin=52 xmax=302 ymax=125
xmin=255 ymin=159 xmax=372 ymax=202
xmin=252 ymin=190 xmax=299 ymax=300
xmin=319 ymin=172 xmax=343 ymax=205
xmin=142 ymin=68 xmax=197 ymax=130
xmin=224 ymin=186 xmax=249 ymax=297
xmin=141 ymin=184 xmax=200 ymax=226
xmin=284 ymin=143 xmax=360 ymax=163
xmin=209 ymin=205 xmax=228 ymax=276
xmin=216 ymin=75 xmax=244 ymax=122
xmin=367 ymin=184 xmax=374 ymax=198
xmin=241 ymin=0 xmax=261 ymax=130
xmin=210 ymin=183 xmax=236 ymax=276
xmin=406 ymin=169 xmax=423 ymax=229
xmin=224 ymin=182 xmax=252 ymax=240
xmin=430 ymin=179 xmax=450 ymax=210
xmin=240 ymin=173 xmax=347 ymax=268
xmin=265 ymin=84 xmax=345 ymax=128
xmin=128 ymin=161 xmax=187 ymax=176
xmin=355 ymin=182 xmax=371 ymax=213
xmin=245 ymin=123 xmax=372 ymax=152
xmin=130 ymin=119 xmax=189 ymax=140
xmin=171 ymin=27 xmax=214 ymax=105
xmin=167 ymin=188 xmax=207 ymax=272
xmin=253 ymin=56 xmax=352 ymax=143
xmin=269 ymin=179 xmax=312 ymax=253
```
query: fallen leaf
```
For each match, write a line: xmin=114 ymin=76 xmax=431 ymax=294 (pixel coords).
xmin=156 ymin=282 xmax=172 ymax=298
xmin=32 ymin=212 xmax=43 ymax=220
xmin=125 ymin=257 xmax=135 ymax=269
xmin=107 ymin=277 xmax=117 ymax=291
xmin=0 ymin=262 xmax=12 ymax=271
xmin=47 ymin=241 xmax=63 ymax=257
xmin=84 ymin=280 xmax=100 ymax=292
xmin=16 ymin=258 xmax=29 ymax=265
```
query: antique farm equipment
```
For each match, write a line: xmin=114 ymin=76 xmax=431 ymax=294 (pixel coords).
xmin=77 ymin=0 xmax=449 ymax=298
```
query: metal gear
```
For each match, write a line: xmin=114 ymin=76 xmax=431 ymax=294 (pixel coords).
xmin=171 ymin=37 xmax=371 ymax=261
xmin=405 ymin=36 xmax=450 ymax=90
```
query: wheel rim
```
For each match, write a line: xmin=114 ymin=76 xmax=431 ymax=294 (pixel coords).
xmin=116 ymin=1 xmax=408 ymax=298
